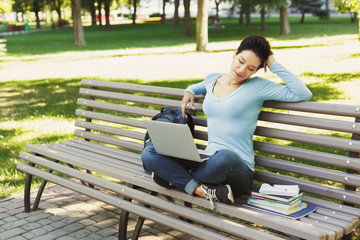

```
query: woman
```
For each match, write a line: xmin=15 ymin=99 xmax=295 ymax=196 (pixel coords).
xmin=141 ymin=35 xmax=312 ymax=208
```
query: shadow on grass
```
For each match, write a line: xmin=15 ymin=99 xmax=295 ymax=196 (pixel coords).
xmin=0 ymin=78 xmax=81 ymax=121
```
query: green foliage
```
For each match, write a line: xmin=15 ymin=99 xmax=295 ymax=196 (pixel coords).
xmin=335 ymin=0 xmax=360 ymax=13
xmin=0 ymin=0 xmax=12 ymax=13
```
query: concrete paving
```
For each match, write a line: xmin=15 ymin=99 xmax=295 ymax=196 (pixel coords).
xmin=0 ymin=184 xmax=198 ymax=240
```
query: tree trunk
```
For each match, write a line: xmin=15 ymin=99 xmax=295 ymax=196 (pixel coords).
xmin=56 ymin=7 xmax=62 ymax=26
xmin=238 ymin=6 xmax=243 ymax=25
xmin=89 ymin=0 xmax=96 ymax=26
xmin=35 ymin=11 xmax=41 ymax=28
xmin=196 ymin=0 xmax=208 ymax=51
xmin=98 ymin=0 xmax=102 ymax=26
xmin=172 ymin=0 xmax=180 ymax=28
xmin=215 ymin=0 xmax=220 ymax=19
xmin=245 ymin=9 xmax=251 ymax=27
xmin=72 ymin=0 xmax=86 ymax=46
xmin=300 ymin=11 xmax=305 ymax=23
xmin=104 ymin=0 xmax=110 ymax=28
xmin=260 ymin=8 xmax=265 ymax=30
xmin=351 ymin=12 xmax=356 ymax=23
xmin=279 ymin=6 xmax=291 ymax=35
xmin=132 ymin=0 xmax=137 ymax=24
xmin=183 ymin=0 xmax=191 ymax=37
xmin=161 ymin=0 xmax=166 ymax=24
xmin=33 ymin=0 xmax=41 ymax=28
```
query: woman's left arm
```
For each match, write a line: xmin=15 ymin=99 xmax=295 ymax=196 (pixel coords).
xmin=263 ymin=55 xmax=312 ymax=102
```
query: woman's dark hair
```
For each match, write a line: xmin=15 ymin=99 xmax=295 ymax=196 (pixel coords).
xmin=237 ymin=35 xmax=273 ymax=69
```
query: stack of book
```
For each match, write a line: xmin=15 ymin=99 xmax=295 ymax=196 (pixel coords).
xmin=246 ymin=184 xmax=313 ymax=217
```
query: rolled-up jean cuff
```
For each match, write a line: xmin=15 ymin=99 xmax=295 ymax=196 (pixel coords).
xmin=185 ymin=179 xmax=200 ymax=195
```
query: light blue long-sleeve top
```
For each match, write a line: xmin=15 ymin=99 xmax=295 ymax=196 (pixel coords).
xmin=185 ymin=61 xmax=312 ymax=171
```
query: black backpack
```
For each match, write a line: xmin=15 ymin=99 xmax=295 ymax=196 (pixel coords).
xmin=143 ymin=106 xmax=194 ymax=148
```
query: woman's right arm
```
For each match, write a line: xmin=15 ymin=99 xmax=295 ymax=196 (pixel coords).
xmin=181 ymin=80 xmax=208 ymax=118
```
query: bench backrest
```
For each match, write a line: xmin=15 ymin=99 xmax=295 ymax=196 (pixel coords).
xmin=76 ymin=79 xmax=360 ymax=207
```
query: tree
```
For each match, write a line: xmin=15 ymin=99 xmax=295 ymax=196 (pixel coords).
xmin=89 ymin=0 xmax=97 ymax=26
xmin=213 ymin=0 xmax=223 ymax=19
xmin=183 ymin=0 xmax=191 ymax=36
xmin=161 ymin=0 xmax=169 ymax=24
xmin=72 ymin=0 xmax=86 ymax=45
xmin=132 ymin=0 xmax=137 ymax=24
xmin=292 ymin=0 xmax=327 ymax=23
xmin=48 ymin=0 xmax=65 ymax=26
xmin=257 ymin=0 xmax=275 ymax=30
xmin=276 ymin=0 xmax=291 ymax=35
xmin=12 ymin=0 xmax=32 ymax=21
xmin=172 ymin=0 xmax=180 ymax=28
xmin=335 ymin=0 xmax=360 ymax=40
xmin=32 ymin=0 xmax=45 ymax=28
xmin=98 ymin=0 xmax=103 ymax=25
xmin=104 ymin=0 xmax=111 ymax=28
xmin=196 ymin=0 xmax=208 ymax=51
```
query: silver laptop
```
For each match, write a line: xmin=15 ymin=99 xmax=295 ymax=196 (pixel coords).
xmin=143 ymin=119 xmax=213 ymax=162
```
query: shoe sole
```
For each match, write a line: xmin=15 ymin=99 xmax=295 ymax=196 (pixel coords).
xmin=225 ymin=184 xmax=234 ymax=204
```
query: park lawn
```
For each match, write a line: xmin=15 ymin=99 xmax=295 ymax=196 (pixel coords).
xmin=2 ymin=16 xmax=358 ymax=57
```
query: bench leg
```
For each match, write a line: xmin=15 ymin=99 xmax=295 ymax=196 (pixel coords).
xmin=131 ymin=191 xmax=158 ymax=240
xmin=24 ymin=163 xmax=35 ymax=212
xmin=118 ymin=183 xmax=137 ymax=240
xmin=32 ymin=160 xmax=61 ymax=211
xmin=118 ymin=203 xmax=131 ymax=240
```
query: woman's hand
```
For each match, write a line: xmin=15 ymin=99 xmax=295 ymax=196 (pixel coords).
xmin=181 ymin=91 xmax=195 ymax=118
xmin=264 ymin=54 xmax=275 ymax=73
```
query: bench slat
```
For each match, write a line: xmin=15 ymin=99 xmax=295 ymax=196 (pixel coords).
xmin=303 ymin=195 xmax=360 ymax=217
xmin=254 ymin=141 xmax=360 ymax=171
xmin=255 ymin=156 xmax=360 ymax=187
xmin=79 ymin=88 xmax=185 ymax=108
xmin=50 ymin=144 xmax=143 ymax=176
xmin=255 ymin=170 xmax=360 ymax=205
xmin=258 ymin=111 xmax=360 ymax=135
xmin=21 ymin=146 xmax=327 ymax=239
xmin=300 ymin=218 xmax=341 ymax=239
xmin=68 ymin=138 xmax=142 ymax=163
xmin=75 ymin=120 xmax=144 ymax=141
xmin=307 ymin=212 xmax=353 ymax=234
xmin=75 ymin=109 xmax=144 ymax=128
xmin=17 ymin=162 xmax=236 ymax=240
xmin=74 ymin=130 xmax=143 ymax=152
xmin=316 ymin=208 xmax=359 ymax=227
xmin=77 ymin=98 xmax=158 ymax=118
xmin=255 ymin=126 xmax=360 ymax=152
xmin=81 ymin=79 xmax=186 ymax=98
xmin=263 ymin=100 xmax=360 ymax=118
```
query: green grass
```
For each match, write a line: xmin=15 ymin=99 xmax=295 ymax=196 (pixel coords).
xmin=2 ymin=16 xmax=358 ymax=56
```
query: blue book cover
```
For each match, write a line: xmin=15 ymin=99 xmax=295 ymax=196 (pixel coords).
xmin=243 ymin=203 xmax=318 ymax=219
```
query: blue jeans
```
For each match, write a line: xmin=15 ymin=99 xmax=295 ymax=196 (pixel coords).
xmin=141 ymin=141 xmax=253 ymax=196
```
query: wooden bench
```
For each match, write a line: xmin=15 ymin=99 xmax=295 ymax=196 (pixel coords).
xmin=17 ymin=79 xmax=360 ymax=240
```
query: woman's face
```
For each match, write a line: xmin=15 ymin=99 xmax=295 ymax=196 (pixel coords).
xmin=230 ymin=50 xmax=261 ymax=82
